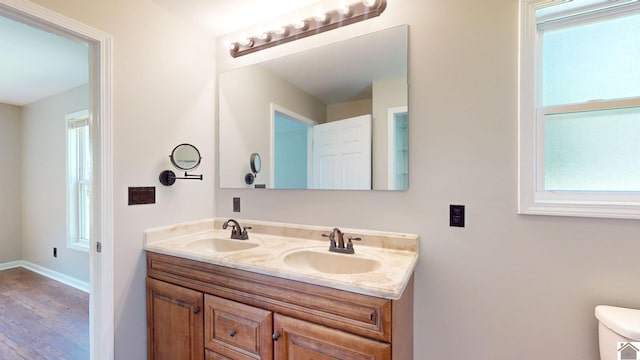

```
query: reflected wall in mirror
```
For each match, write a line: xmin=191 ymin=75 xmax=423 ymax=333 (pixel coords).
xmin=219 ymin=25 xmax=408 ymax=190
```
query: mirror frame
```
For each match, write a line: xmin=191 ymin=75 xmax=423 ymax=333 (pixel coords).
xmin=250 ymin=153 xmax=261 ymax=174
xmin=170 ymin=143 xmax=202 ymax=171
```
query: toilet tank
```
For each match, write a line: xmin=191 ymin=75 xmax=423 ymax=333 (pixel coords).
xmin=595 ymin=305 xmax=640 ymax=360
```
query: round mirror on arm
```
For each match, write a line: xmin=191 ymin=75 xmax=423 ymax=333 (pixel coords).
xmin=250 ymin=153 xmax=261 ymax=174
xmin=245 ymin=153 xmax=262 ymax=186
xmin=171 ymin=143 xmax=201 ymax=171
xmin=159 ymin=143 xmax=204 ymax=186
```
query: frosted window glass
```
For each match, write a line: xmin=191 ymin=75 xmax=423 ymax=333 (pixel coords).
xmin=542 ymin=12 xmax=640 ymax=106
xmin=544 ymin=107 xmax=640 ymax=191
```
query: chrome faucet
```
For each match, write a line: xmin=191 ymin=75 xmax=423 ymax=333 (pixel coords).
xmin=222 ymin=219 xmax=251 ymax=240
xmin=322 ymin=227 xmax=361 ymax=254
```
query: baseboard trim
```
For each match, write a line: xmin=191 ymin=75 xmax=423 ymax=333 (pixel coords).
xmin=0 ymin=261 xmax=23 ymax=271
xmin=0 ymin=260 xmax=90 ymax=293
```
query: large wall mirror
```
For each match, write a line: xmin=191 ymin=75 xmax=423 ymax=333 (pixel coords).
xmin=219 ymin=25 xmax=408 ymax=190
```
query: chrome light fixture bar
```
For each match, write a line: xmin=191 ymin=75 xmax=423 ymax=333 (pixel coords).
xmin=229 ymin=0 xmax=387 ymax=58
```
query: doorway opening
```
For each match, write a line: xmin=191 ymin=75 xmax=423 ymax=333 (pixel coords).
xmin=0 ymin=0 xmax=113 ymax=359
xmin=270 ymin=104 xmax=316 ymax=189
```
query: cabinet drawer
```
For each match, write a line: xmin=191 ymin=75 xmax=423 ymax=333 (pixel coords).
xmin=274 ymin=314 xmax=390 ymax=359
xmin=205 ymin=294 xmax=273 ymax=360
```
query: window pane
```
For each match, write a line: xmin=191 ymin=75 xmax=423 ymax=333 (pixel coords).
xmin=544 ymin=107 xmax=640 ymax=191
xmin=79 ymin=183 xmax=91 ymax=241
xmin=67 ymin=114 xmax=91 ymax=246
xmin=542 ymin=12 xmax=640 ymax=106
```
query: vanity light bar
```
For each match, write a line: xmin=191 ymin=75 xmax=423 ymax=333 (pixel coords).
xmin=229 ymin=0 xmax=387 ymax=58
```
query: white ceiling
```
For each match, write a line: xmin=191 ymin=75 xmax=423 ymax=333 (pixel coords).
xmin=0 ymin=15 xmax=89 ymax=106
xmin=260 ymin=24 xmax=407 ymax=104
xmin=153 ymin=0 xmax=324 ymax=36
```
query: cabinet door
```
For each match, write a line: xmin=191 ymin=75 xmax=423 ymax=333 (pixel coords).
xmin=205 ymin=349 xmax=233 ymax=359
xmin=205 ymin=294 xmax=273 ymax=360
xmin=274 ymin=314 xmax=390 ymax=360
xmin=147 ymin=278 xmax=204 ymax=360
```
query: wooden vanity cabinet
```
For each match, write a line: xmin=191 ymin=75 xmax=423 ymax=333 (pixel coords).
xmin=146 ymin=277 xmax=204 ymax=360
xmin=146 ymin=252 xmax=414 ymax=360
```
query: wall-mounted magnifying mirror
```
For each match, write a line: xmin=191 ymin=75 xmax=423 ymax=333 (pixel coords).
xmin=159 ymin=143 xmax=204 ymax=186
xmin=245 ymin=153 xmax=263 ymax=187
xmin=171 ymin=143 xmax=202 ymax=170
xmin=250 ymin=153 xmax=261 ymax=174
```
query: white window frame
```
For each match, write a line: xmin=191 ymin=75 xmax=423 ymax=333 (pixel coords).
xmin=387 ymin=106 xmax=408 ymax=190
xmin=518 ymin=0 xmax=640 ymax=219
xmin=66 ymin=109 xmax=91 ymax=252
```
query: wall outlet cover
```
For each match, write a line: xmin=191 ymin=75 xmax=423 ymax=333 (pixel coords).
xmin=450 ymin=205 xmax=465 ymax=227
xmin=128 ymin=187 xmax=156 ymax=205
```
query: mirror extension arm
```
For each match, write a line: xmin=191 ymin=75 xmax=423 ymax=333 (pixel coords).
xmin=159 ymin=170 xmax=203 ymax=186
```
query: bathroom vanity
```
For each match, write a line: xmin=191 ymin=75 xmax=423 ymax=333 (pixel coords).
xmin=144 ymin=219 xmax=418 ymax=360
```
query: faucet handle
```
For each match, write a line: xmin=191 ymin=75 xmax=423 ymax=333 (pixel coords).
xmin=345 ymin=236 xmax=361 ymax=252
xmin=240 ymin=226 xmax=252 ymax=237
xmin=322 ymin=233 xmax=337 ymax=248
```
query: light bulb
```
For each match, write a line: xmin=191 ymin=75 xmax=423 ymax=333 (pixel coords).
xmin=239 ymin=38 xmax=254 ymax=47
xmin=258 ymin=32 xmax=271 ymax=42
xmin=314 ymin=11 xmax=328 ymax=23
xmin=226 ymin=41 xmax=239 ymax=51
xmin=274 ymin=26 xmax=289 ymax=37
xmin=338 ymin=3 xmax=352 ymax=16
xmin=293 ymin=19 xmax=307 ymax=30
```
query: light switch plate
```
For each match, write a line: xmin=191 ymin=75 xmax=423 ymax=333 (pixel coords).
xmin=450 ymin=205 xmax=465 ymax=227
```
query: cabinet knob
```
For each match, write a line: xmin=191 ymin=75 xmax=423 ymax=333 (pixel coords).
xmin=193 ymin=307 xmax=201 ymax=314
xmin=229 ymin=329 xmax=236 ymax=337
xmin=272 ymin=332 xmax=280 ymax=341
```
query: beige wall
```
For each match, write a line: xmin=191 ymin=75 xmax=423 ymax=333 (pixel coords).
xmin=0 ymin=103 xmax=22 ymax=264
xmin=29 ymin=0 xmax=216 ymax=358
xmin=21 ymin=84 xmax=90 ymax=282
xmin=20 ymin=0 xmax=640 ymax=358
xmin=326 ymin=98 xmax=372 ymax=122
xmin=372 ymin=77 xmax=408 ymax=189
xmin=215 ymin=1 xmax=640 ymax=359
xmin=219 ymin=64 xmax=325 ymax=188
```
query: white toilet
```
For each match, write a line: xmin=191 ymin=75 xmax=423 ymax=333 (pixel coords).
xmin=595 ymin=305 xmax=640 ymax=360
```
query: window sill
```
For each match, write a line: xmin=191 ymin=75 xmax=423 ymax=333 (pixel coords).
xmin=68 ymin=242 xmax=90 ymax=253
xmin=518 ymin=200 xmax=640 ymax=220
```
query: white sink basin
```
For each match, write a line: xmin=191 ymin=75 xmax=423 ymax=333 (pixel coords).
xmin=282 ymin=248 xmax=382 ymax=274
xmin=185 ymin=237 xmax=259 ymax=252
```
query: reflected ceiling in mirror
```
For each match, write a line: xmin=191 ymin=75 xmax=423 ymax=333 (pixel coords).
xmin=219 ymin=25 xmax=408 ymax=190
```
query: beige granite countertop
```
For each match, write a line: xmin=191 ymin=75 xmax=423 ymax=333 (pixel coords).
xmin=144 ymin=218 xmax=419 ymax=300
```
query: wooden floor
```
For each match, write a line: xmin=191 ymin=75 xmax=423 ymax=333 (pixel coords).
xmin=0 ymin=267 xmax=89 ymax=360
